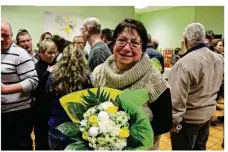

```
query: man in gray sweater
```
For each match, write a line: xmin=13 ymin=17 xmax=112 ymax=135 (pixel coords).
xmin=80 ymin=17 xmax=111 ymax=71
xmin=169 ymin=23 xmax=224 ymax=150
xmin=1 ymin=20 xmax=38 ymax=150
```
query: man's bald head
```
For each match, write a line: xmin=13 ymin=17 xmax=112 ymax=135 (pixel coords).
xmin=1 ymin=20 xmax=13 ymax=50
xmin=1 ymin=20 xmax=12 ymax=34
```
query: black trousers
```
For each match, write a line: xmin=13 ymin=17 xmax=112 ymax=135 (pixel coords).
xmin=170 ymin=118 xmax=212 ymax=150
xmin=33 ymin=104 xmax=50 ymax=150
xmin=1 ymin=108 xmax=33 ymax=150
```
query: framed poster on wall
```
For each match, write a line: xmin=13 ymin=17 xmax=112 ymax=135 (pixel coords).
xmin=44 ymin=11 xmax=85 ymax=41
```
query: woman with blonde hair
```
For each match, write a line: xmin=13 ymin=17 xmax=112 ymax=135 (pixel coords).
xmin=32 ymin=39 xmax=57 ymax=150
xmin=46 ymin=43 xmax=92 ymax=150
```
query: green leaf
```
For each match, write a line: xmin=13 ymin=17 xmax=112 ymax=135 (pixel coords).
xmin=87 ymin=88 xmax=97 ymax=98
xmin=56 ymin=122 xmax=81 ymax=139
xmin=99 ymin=89 xmax=110 ymax=103
xmin=96 ymin=87 xmax=100 ymax=99
xmin=81 ymin=95 xmax=99 ymax=108
xmin=68 ymin=102 xmax=87 ymax=120
xmin=82 ymin=88 xmax=110 ymax=108
xmin=64 ymin=141 xmax=88 ymax=150
xmin=117 ymin=89 xmax=154 ymax=150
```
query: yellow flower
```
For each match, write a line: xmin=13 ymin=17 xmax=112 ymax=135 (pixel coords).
xmin=89 ymin=115 xmax=98 ymax=126
xmin=119 ymin=128 xmax=130 ymax=138
xmin=82 ymin=131 xmax=89 ymax=140
xmin=97 ymin=137 xmax=106 ymax=145
xmin=106 ymin=105 xmax=118 ymax=114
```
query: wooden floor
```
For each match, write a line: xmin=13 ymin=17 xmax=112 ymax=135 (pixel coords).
xmin=31 ymin=100 xmax=224 ymax=150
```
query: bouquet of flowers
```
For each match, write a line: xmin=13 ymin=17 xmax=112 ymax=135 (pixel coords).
xmin=56 ymin=88 xmax=154 ymax=150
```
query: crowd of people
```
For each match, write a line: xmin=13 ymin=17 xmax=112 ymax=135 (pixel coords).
xmin=1 ymin=16 xmax=224 ymax=150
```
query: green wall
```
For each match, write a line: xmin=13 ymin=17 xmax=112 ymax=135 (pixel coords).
xmin=138 ymin=6 xmax=195 ymax=49
xmin=195 ymin=6 xmax=224 ymax=34
xmin=138 ymin=6 xmax=224 ymax=49
xmin=1 ymin=6 xmax=135 ymax=48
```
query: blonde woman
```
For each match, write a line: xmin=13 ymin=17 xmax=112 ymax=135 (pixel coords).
xmin=46 ymin=43 xmax=92 ymax=150
xmin=32 ymin=39 xmax=57 ymax=150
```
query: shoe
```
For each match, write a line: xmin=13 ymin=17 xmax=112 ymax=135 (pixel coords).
xmin=217 ymin=116 xmax=224 ymax=122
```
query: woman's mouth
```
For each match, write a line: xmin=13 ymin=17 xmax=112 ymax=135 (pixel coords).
xmin=119 ymin=53 xmax=133 ymax=57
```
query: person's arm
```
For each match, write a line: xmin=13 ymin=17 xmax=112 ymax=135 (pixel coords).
xmin=1 ymin=83 xmax=23 ymax=94
xmin=17 ymin=54 xmax=39 ymax=93
xmin=1 ymin=54 xmax=38 ymax=94
xmin=168 ymin=63 xmax=191 ymax=129
xmin=149 ymin=88 xmax=173 ymax=136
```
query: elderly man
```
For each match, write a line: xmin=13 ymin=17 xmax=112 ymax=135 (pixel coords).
xmin=16 ymin=29 xmax=38 ymax=63
xmin=80 ymin=17 xmax=111 ymax=71
xmin=73 ymin=35 xmax=85 ymax=50
xmin=73 ymin=35 xmax=89 ymax=61
xmin=169 ymin=23 xmax=224 ymax=150
xmin=1 ymin=20 xmax=38 ymax=150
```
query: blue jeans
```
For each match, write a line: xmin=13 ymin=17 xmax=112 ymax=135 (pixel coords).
xmin=170 ymin=118 xmax=212 ymax=150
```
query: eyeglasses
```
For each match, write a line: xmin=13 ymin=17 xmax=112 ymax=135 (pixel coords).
xmin=74 ymin=42 xmax=84 ymax=45
xmin=116 ymin=38 xmax=141 ymax=49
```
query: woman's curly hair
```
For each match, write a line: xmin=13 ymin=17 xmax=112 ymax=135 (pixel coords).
xmin=52 ymin=43 xmax=90 ymax=95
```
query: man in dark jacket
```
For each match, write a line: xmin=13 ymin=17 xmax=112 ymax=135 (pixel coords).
xmin=146 ymin=34 xmax=164 ymax=73
xmin=101 ymin=28 xmax=114 ymax=53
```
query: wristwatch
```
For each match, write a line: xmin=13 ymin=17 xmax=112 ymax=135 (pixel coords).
xmin=176 ymin=124 xmax=182 ymax=131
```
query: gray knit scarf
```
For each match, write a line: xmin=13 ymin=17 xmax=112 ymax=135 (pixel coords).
xmin=102 ymin=54 xmax=169 ymax=102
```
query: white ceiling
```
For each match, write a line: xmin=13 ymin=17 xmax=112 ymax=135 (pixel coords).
xmin=135 ymin=6 xmax=178 ymax=14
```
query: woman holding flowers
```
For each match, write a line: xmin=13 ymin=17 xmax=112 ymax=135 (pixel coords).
xmin=92 ymin=18 xmax=172 ymax=150
xmin=46 ymin=43 xmax=92 ymax=150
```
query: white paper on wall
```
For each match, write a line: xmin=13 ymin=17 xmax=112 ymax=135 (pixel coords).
xmin=44 ymin=11 xmax=85 ymax=42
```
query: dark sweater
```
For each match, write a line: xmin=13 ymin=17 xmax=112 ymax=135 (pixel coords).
xmin=88 ymin=41 xmax=112 ymax=71
xmin=33 ymin=57 xmax=51 ymax=114
xmin=149 ymin=88 xmax=172 ymax=136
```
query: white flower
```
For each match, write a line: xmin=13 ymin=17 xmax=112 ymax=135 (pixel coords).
xmin=116 ymin=111 xmax=130 ymax=126
xmin=88 ymin=127 xmax=99 ymax=137
xmin=100 ymin=101 xmax=114 ymax=110
xmin=92 ymin=144 xmax=97 ymax=149
xmin=98 ymin=119 xmax=117 ymax=134
xmin=89 ymin=143 xmax=93 ymax=148
xmin=80 ymin=120 xmax=88 ymax=126
xmin=112 ymin=139 xmax=127 ymax=150
xmin=85 ymin=107 xmax=98 ymax=116
xmin=98 ymin=111 xmax=109 ymax=121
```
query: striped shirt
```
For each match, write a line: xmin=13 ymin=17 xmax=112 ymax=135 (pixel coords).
xmin=1 ymin=43 xmax=38 ymax=113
